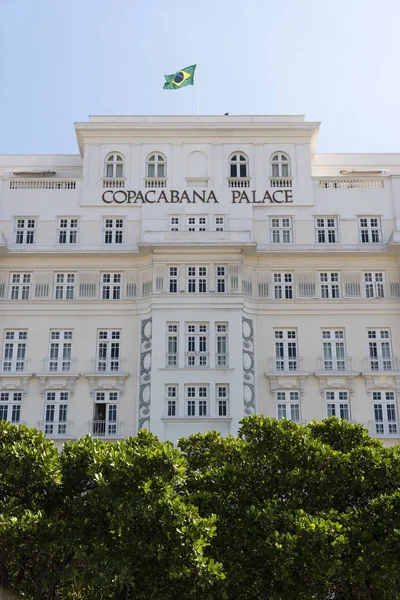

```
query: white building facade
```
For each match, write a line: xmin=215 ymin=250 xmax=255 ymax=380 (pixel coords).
xmin=1 ymin=114 xmax=400 ymax=445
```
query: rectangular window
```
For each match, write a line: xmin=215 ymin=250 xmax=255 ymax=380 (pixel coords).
xmin=214 ymin=216 xmax=225 ymax=231
xmin=368 ymin=330 xmax=392 ymax=371
xmin=270 ymin=217 xmax=293 ymax=243
xmin=276 ymin=391 xmax=300 ymax=422
xmin=315 ymin=217 xmax=338 ymax=243
xmin=186 ymin=266 xmax=208 ymax=293
xmin=274 ymin=330 xmax=297 ymax=371
xmin=48 ymin=330 xmax=72 ymax=372
xmin=364 ymin=273 xmax=385 ymax=298
xmin=97 ymin=330 xmax=121 ymax=372
xmin=216 ymin=266 xmax=227 ymax=293
xmin=216 ymin=384 xmax=229 ymax=416
xmin=186 ymin=216 xmax=207 ymax=231
xmin=44 ymin=391 xmax=69 ymax=435
xmin=101 ymin=273 xmax=122 ymax=300
xmin=2 ymin=331 xmax=27 ymax=372
xmin=322 ymin=330 xmax=346 ymax=371
xmin=14 ymin=218 xmax=36 ymax=244
xmin=373 ymin=391 xmax=397 ymax=435
xmin=168 ymin=266 xmax=179 ymax=293
xmin=166 ymin=385 xmax=177 ymax=416
xmin=54 ymin=273 xmax=75 ymax=300
xmin=9 ymin=273 xmax=31 ymax=300
xmin=319 ymin=272 xmax=340 ymax=299
xmin=166 ymin=323 xmax=179 ymax=367
xmin=186 ymin=323 xmax=209 ymax=367
xmin=185 ymin=385 xmax=209 ymax=417
xmin=93 ymin=391 xmax=119 ymax=436
xmin=216 ymin=323 xmax=228 ymax=367
xmin=57 ymin=218 xmax=79 ymax=244
xmin=326 ymin=391 xmax=349 ymax=419
xmin=169 ymin=216 xmax=180 ymax=232
xmin=103 ymin=218 xmax=124 ymax=244
xmin=273 ymin=273 xmax=293 ymax=299
xmin=358 ymin=217 xmax=382 ymax=243
xmin=0 ymin=392 xmax=22 ymax=424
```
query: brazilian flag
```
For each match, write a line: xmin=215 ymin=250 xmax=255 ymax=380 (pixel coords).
xmin=163 ymin=65 xmax=196 ymax=90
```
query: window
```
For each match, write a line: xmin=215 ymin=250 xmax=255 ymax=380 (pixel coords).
xmin=185 ymin=385 xmax=209 ymax=416
xmin=54 ymin=273 xmax=75 ymax=300
xmin=0 ymin=392 xmax=22 ymax=424
xmin=274 ymin=330 xmax=297 ymax=371
xmin=358 ymin=217 xmax=382 ymax=243
xmin=319 ymin=272 xmax=340 ymax=299
xmin=2 ymin=331 xmax=27 ymax=372
xmin=170 ymin=217 xmax=180 ymax=231
xmin=186 ymin=216 xmax=207 ymax=231
xmin=57 ymin=218 xmax=79 ymax=244
xmin=276 ymin=391 xmax=300 ymax=421
xmin=364 ymin=273 xmax=385 ymax=298
xmin=9 ymin=273 xmax=31 ymax=300
xmin=214 ymin=216 xmax=225 ymax=231
xmin=93 ymin=391 xmax=119 ymax=436
xmin=168 ymin=267 xmax=179 ymax=293
xmin=186 ymin=266 xmax=207 ymax=293
xmin=48 ymin=331 xmax=72 ymax=372
xmin=271 ymin=153 xmax=291 ymax=178
xmin=273 ymin=273 xmax=293 ymax=299
xmin=368 ymin=330 xmax=392 ymax=371
xmin=146 ymin=153 xmax=166 ymax=178
xmin=229 ymin=153 xmax=249 ymax=179
xmin=216 ymin=323 xmax=228 ymax=367
xmin=216 ymin=385 xmax=229 ymax=416
xmin=14 ymin=218 xmax=36 ymax=244
xmin=166 ymin=323 xmax=179 ymax=367
xmin=186 ymin=323 xmax=208 ymax=367
xmin=322 ymin=330 xmax=346 ymax=371
xmin=270 ymin=217 xmax=293 ymax=243
xmin=101 ymin=273 xmax=122 ymax=300
xmin=373 ymin=391 xmax=398 ymax=435
xmin=105 ymin=153 xmax=124 ymax=178
xmin=315 ymin=217 xmax=338 ymax=243
xmin=103 ymin=218 xmax=124 ymax=244
xmin=166 ymin=386 xmax=177 ymax=416
xmin=326 ymin=391 xmax=349 ymax=419
xmin=97 ymin=330 xmax=121 ymax=372
xmin=216 ymin=266 xmax=227 ymax=293
xmin=44 ymin=391 xmax=69 ymax=435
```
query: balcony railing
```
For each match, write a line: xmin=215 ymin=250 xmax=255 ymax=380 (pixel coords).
xmin=268 ymin=357 xmax=304 ymax=372
xmin=89 ymin=420 xmax=123 ymax=437
xmin=0 ymin=359 xmax=31 ymax=373
xmin=185 ymin=352 xmax=209 ymax=368
xmin=89 ymin=357 xmax=126 ymax=373
xmin=227 ymin=177 xmax=250 ymax=188
xmin=102 ymin=177 xmax=125 ymax=189
xmin=269 ymin=177 xmax=292 ymax=188
xmin=185 ymin=178 xmax=209 ymax=187
xmin=144 ymin=177 xmax=167 ymax=188
xmin=216 ymin=354 xmax=229 ymax=368
xmin=41 ymin=358 xmax=77 ymax=373
xmin=38 ymin=421 xmax=73 ymax=437
xmin=166 ymin=354 xmax=178 ymax=367
xmin=369 ymin=420 xmax=400 ymax=437
xmin=364 ymin=357 xmax=400 ymax=372
xmin=317 ymin=356 xmax=354 ymax=372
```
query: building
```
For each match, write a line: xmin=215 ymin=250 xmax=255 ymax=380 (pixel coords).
xmin=0 ymin=114 xmax=399 ymax=446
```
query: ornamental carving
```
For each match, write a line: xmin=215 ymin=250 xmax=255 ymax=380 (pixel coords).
xmin=139 ymin=318 xmax=152 ymax=429
xmin=242 ymin=317 xmax=256 ymax=415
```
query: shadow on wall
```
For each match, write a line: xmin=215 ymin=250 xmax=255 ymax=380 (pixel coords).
xmin=0 ymin=588 xmax=19 ymax=599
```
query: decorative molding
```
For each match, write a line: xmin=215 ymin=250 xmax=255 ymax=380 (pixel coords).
xmin=139 ymin=317 xmax=152 ymax=430
xmin=315 ymin=374 xmax=356 ymax=396
xmin=364 ymin=375 xmax=400 ymax=395
xmin=267 ymin=375 xmax=308 ymax=396
xmin=242 ymin=317 xmax=256 ymax=415
xmin=0 ymin=375 xmax=32 ymax=396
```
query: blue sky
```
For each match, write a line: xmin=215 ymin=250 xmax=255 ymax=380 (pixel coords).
xmin=0 ymin=0 xmax=399 ymax=154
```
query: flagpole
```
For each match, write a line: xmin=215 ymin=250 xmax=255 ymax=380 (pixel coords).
xmin=195 ymin=70 xmax=199 ymax=115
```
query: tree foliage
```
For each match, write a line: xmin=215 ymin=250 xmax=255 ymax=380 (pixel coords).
xmin=1 ymin=417 xmax=400 ymax=599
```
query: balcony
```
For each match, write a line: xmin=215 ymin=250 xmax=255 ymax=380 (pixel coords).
xmin=102 ymin=177 xmax=125 ymax=189
xmin=267 ymin=357 xmax=305 ymax=373
xmin=185 ymin=177 xmax=209 ymax=187
xmin=269 ymin=177 xmax=292 ymax=188
xmin=41 ymin=358 xmax=77 ymax=373
xmin=89 ymin=357 xmax=126 ymax=373
xmin=185 ymin=352 xmax=209 ymax=368
xmin=38 ymin=421 xmax=74 ymax=438
xmin=8 ymin=178 xmax=77 ymax=190
xmin=144 ymin=177 xmax=167 ymax=188
xmin=227 ymin=177 xmax=250 ymax=188
xmin=141 ymin=229 xmax=252 ymax=244
xmin=363 ymin=357 xmax=400 ymax=373
xmin=89 ymin=420 xmax=123 ymax=438
xmin=369 ymin=420 xmax=400 ymax=437
xmin=0 ymin=359 xmax=31 ymax=373
xmin=316 ymin=357 xmax=356 ymax=373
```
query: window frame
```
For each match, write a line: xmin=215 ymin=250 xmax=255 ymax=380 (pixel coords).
xmin=104 ymin=153 xmax=124 ymax=179
xmin=270 ymin=152 xmax=291 ymax=178
xmin=13 ymin=217 xmax=37 ymax=245
xmin=364 ymin=272 xmax=385 ymax=299
xmin=270 ymin=216 xmax=293 ymax=244
xmin=54 ymin=273 xmax=76 ymax=300
xmin=229 ymin=152 xmax=249 ymax=179
xmin=146 ymin=152 xmax=167 ymax=178
xmin=9 ymin=273 xmax=31 ymax=300
xmin=0 ymin=391 xmax=22 ymax=424
xmin=102 ymin=217 xmax=125 ymax=245
xmin=358 ymin=216 xmax=382 ymax=244
xmin=315 ymin=216 xmax=339 ymax=244
xmin=319 ymin=272 xmax=341 ymax=299
xmin=276 ymin=390 xmax=301 ymax=421
xmin=185 ymin=384 xmax=209 ymax=417
xmin=57 ymin=217 xmax=79 ymax=244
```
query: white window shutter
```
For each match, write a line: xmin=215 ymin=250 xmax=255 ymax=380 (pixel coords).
xmin=257 ymin=270 xmax=271 ymax=298
xmin=154 ymin=265 xmax=166 ymax=292
xmin=228 ymin=264 xmax=240 ymax=292
xmin=125 ymin=271 xmax=138 ymax=298
xmin=33 ymin=271 xmax=52 ymax=298
xmin=140 ymin=268 xmax=153 ymax=297
xmin=297 ymin=271 xmax=317 ymax=298
xmin=78 ymin=271 xmax=98 ymax=298
xmin=343 ymin=271 xmax=362 ymax=298
xmin=387 ymin=270 xmax=400 ymax=298
xmin=0 ymin=271 xmax=8 ymax=299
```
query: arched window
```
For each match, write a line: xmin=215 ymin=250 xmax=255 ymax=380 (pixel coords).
xmin=146 ymin=153 xmax=166 ymax=178
xmin=271 ymin=152 xmax=291 ymax=178
xmin=229 ymin=153 xmax=249 ymax=178
xmin=105 ymin=153 xmax=124 ymax=178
